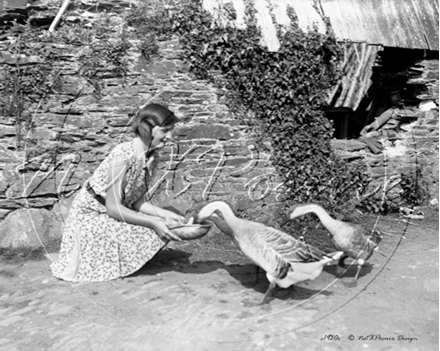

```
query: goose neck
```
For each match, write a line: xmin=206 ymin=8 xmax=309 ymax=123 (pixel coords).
xmin=214 ymin=202 xmax=237 ymax=223
xmin=301 ymin=204 xmax=337 ymax=229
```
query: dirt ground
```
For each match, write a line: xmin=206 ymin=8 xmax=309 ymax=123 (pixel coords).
xmin=0 ymin=209 xmax=438 ymax=351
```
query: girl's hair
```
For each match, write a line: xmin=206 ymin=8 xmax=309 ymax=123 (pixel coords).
xmin=131 ymin=103 xmax=179 ymax=137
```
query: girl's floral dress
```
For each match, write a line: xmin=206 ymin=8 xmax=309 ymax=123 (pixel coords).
xmin=51 ymin=140 xmax=167 ymax=282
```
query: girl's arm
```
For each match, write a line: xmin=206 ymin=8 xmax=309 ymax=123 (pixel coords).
xmin=105 ymin=158 xmax=182 ymax=241
xmin=132 ymin=198 xmax=185 ymax=227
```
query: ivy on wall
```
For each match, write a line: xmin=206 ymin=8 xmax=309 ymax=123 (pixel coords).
xmin=0 ymin=30 xmax=61 ymax=148
xmin=171 ymin=0 xmax=370 ymax=215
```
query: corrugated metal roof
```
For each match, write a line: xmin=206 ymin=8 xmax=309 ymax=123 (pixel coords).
xmin=327 ymin=43 xmax=383 ymax=109
xmin=321 ymin=0 xmax=439 ymax=51
xmin=203 ymin=0 xmax=439 ymax=51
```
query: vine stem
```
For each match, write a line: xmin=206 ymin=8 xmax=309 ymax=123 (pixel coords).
xmin=13 ymin=35 xmax=22 ymax=149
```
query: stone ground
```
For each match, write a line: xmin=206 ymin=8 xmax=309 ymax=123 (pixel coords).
xmin=0 ymin=210 xmax=438 ymax=351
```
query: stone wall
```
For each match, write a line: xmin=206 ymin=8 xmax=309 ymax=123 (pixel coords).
xmin=0 ymin=37 xmax=285 ymax=248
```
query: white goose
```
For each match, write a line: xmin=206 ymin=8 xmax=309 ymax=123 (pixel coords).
xmin=286 ymin=203 xmax=382 ymax=285
xmin=196 ymin=201 xmax=343 ymax=305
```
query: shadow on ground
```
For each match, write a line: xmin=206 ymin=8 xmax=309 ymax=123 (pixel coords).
xmin=133 ymin=250 xmax=336 ymax=303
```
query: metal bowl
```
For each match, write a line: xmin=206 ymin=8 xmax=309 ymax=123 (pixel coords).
xmin=169 ymin=223 xmax=212 ymax=240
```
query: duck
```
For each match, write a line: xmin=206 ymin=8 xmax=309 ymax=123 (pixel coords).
xmin=195 ymin=201 xmax=343 ymax=305
xmin=284 ymin=203 xmax=382 ymax=285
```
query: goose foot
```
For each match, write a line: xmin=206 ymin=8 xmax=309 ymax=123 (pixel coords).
xmin=242 ymin=282 xmax=276 ymax=307
xmin=343 ymin=279 xmax=358 ymax=288
xmin=343 ymin=262 xmax=362 ymax=287
xmin=259 ymin=282 xmax=276 ymax=305
xmin=242 ymin=300 xmax=271 ymax=309
xmin=353 ymin=263 xmax=363 ymax=281
xmin=242 ymin=300 xmax=259 ymax=307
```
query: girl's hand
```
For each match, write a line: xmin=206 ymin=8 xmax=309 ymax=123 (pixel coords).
xmin=153 ymin=220 xmax=182 ymax=241
xmin=162 ymin=211 xmax=185 ymax=227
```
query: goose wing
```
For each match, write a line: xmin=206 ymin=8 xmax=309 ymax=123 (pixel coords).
xmin=249 ymin=222 xmax=327 ymax=265
xmin=209 ymin=215 xmax=291 ymax=280
xmin=235 ymin=227 xmax=289 ymax=279
xmin=345 ymin=225 xmax=380 ymax=260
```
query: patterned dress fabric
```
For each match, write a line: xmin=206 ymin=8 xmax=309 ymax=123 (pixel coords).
xmin=51 ymin=140 xmax=167 ymax=282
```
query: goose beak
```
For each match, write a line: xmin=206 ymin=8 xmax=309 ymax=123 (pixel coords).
xmin=194 ymin=213 xmax=205 ymax=224
xmin=195 ymin=211 xmax=216 ymax=224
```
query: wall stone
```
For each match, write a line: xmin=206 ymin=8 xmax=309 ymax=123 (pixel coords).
xmin=0 ymin=208 xmax=50 ymax=248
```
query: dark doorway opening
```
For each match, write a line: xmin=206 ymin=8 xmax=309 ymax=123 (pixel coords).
xmin=325 ymin=47 xmax=437 ymax=140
